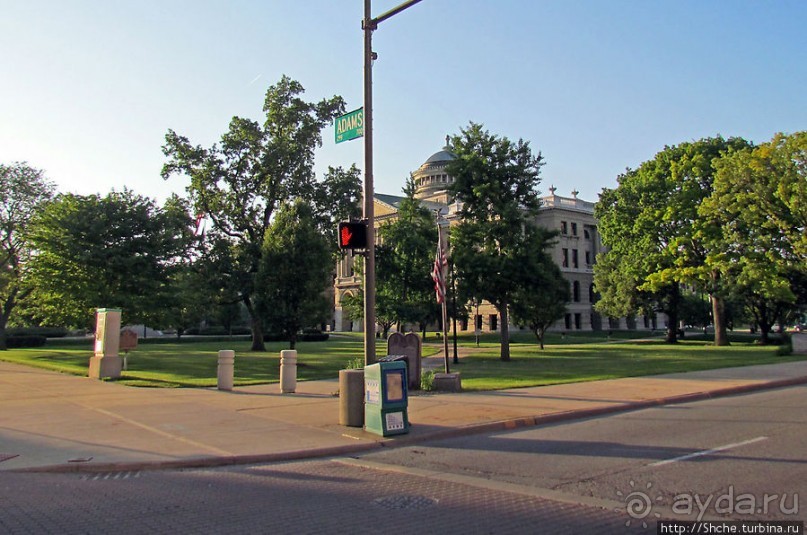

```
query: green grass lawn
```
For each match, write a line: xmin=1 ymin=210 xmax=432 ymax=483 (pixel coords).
xmin=452 ymin=339 xmax=802 ymax=390
xmin=0 ymin=331 xmax=801 ymax=390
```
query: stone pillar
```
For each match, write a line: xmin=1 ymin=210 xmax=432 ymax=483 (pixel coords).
xmin=217 ymin=350 xmax=235 ymax=391
xmin=89 ymin=308 xmax=123 ymax=379
xmin=280 ymin=350 xmax=297 ymax=393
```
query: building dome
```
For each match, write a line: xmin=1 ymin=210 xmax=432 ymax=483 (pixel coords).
xmin=424 ymin=149 xmax=456 ymax=164
xmin=413 ymin=138 xmax=456 ymax=202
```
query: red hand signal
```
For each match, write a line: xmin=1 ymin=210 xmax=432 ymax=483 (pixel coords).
xmin=340 ymin=226 xmax=353 ymax=246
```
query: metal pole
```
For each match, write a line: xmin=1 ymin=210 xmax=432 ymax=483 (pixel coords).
xmin=361 ymin=0 xmax=421 ymax=366
xmin=363 ymin=0 xmax=376 ymax=366
xmin=451 ymin=258 xmax=459 ymax=365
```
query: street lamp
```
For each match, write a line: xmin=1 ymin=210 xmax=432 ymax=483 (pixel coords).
xmin=361 ymin=0 xmax=423 ymax=366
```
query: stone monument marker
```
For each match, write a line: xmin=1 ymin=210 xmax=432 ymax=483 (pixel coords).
xmin=89 ymin=308 xmax=123 ymax=379
xmin=387 ymin=332 xmax=422 ymax=390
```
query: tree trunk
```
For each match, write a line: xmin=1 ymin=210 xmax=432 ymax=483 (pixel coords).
xmin=289 ymin=333 xmax=297 ymax=350
xmin=711 ymin=294 xmax=730 ymax=346
xmin=664 ymin=283 xmax=680 ymax=344
xmin=0 ymin=292 xmax=15 ymax=351
xmin=243 ymin=296 xmax=266 ymax=351
xmin=499 ymin=304 xmax=510 ymax=361
xmin=534 ymin=327 xmax=545 ymax=350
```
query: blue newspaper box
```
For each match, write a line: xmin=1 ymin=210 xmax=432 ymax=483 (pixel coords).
xmin=364 ymin=361 xmax=409 ymax=436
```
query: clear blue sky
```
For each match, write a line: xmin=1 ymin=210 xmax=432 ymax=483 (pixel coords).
xmin=1 ymin=0 xmax=805 ymax=204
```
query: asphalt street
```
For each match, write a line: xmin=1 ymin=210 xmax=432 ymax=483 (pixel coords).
xmin=1 ymin=459 xmax=650 ymax=534
xmin=358 ymin=385 xmax=807 ymax=524
xmin=3 ymin=386 xmax=805 ymax=533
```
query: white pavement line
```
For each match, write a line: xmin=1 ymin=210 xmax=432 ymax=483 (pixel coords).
xmin=334 ymin=457 xmax=626 ymax=512
xmin=649 ymin=436 xmax=768 ymax=467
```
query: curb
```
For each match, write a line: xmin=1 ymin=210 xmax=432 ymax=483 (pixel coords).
xmin=12 ymin=375 xmax=807 ymax=475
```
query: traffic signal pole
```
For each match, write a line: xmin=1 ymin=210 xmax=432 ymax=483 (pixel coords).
xmin=362 ymin=0 xmax=422 ymax=366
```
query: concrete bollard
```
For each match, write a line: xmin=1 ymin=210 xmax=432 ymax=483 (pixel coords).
xmin=217 ymin=350 xmax=235 ymax=391
xmin=280 ymin=350 xmax=297 ymax=393
xmin=339 ymin=368 xmax=365 ymax=427
xmin=793 ymin=333 xmax=807 ymax=355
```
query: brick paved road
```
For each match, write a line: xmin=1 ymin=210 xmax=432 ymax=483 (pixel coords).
xmin=1 ymin=459 xmax=651 ymax=534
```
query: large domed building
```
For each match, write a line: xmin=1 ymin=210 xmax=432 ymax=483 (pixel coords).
xmin=331 ymin=140 xmax=663 ymax=335
xmin=412 ymin=137 xmax=456 ymax=204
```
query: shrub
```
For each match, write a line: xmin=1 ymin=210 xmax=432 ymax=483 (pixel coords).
xmin=420 ymin=370 xmax=436 ymax=391
xmin=301 ymin=332 xmax=329 ymax=342
xmin=8 ymin=326 xmax=68 ymax=338
xmin=6 ymin=335 xmax=47 ymax=348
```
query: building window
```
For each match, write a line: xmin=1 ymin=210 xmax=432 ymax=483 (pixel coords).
xmin=573 ymin=281 xmax=581 ymax=302
xmin=584 ymin=229 xmax=591 ymax=239
xmin=460 ymin=318 xmax=468 ymax=331
xmin=490 ymin=314 xmax=498 ymax=331
xmin=571 ymin=222 xmax=578 ymax=236
xmin=589 ymin=284 xmax=596 ymax=303
xmin=572 ymin=249 xmax=579 ymax=269
xmin=585 ymin=251 xmax=591 ymax=266
xmin=574 ymin=313 xmax=582 ymax=330
xmin=562 ymin=248 xmax=569 ymax=268
xmin=475 ymin=314 xmax=483 ymax=330
xmin=561 ymin=221 xmax=568 ymax=234
xmin=565 ymin=314 xmax=572 ymax=330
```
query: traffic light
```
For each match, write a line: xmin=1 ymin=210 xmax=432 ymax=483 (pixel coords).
xmin=338 ymin=221 xmax=368 ymax=250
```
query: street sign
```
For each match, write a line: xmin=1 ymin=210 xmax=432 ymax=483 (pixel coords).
xmin=335 ymin=108 xmax=364 ymax=144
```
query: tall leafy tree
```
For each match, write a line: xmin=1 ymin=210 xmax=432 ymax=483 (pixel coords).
xmin=25 ymin=190 xmax=192 ymax=330
xmin=509 ymin=227 xmax=570 ymax=349
xmin=161 ymin=76 xmax=346 ymax=350
xmin=256 ymin=200 xmax=333 ymax=349
xmin=376 ymin=177 xmax=439 ymax=335
xmin=0 ymin=162 xmax=55 ymax=349
xmin=447 ymin=122 xmax=545 ymax=361
xmin=595 ymin=137 xmax=750 ymax=344
xmin=701 ymin=131 xmax=807 ymax=343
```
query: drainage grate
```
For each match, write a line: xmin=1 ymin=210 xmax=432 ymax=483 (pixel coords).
xmin=0 ymin=454 xmax=19 ymax=463
xmin=81 ymin=471 xmax=142 ymax=481
xmin=372 ymin=494 xmax=438 ymax=510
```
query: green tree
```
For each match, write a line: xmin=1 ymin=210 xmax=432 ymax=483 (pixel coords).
xmin=314 ymin=165 xmax=363 ymax=251
xmin=595 ymin=137 xmax=750 ymax=344
xmin=701 ymin=131 xmax=807 ymax=343
xmin=509 ymin=228 xmax=570 ymax=349
xmin=0 ymin=162 xmax=55 ymax=349
xmin=376 ymin=177 xmax=439 ymax=336
xmin=256 ymin=200 xmax=333 ymax=349
xmin=447 ymin=122 xmax=545 ymax=361
xmin=25 ymin=190 xmax=192 ymax=330
xmin=162 ymin=76 xmax=346 ymax=351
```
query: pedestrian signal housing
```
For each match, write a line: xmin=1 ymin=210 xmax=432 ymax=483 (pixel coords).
xmin=338 ymin=221 xmax=368 ymax=250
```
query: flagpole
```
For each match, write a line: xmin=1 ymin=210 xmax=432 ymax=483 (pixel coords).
xmin=442 ymin=292 xmax=450 ymax=374
xmin=433 ymin=210 xmax=450 ymax=374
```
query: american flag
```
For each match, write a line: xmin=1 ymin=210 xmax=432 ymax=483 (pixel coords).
xmin=431 ymin=229 xmax=447 ymax=304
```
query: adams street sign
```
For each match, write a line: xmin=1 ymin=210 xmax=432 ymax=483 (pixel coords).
xmin=335 ymin=107 xmax=364 ymax=144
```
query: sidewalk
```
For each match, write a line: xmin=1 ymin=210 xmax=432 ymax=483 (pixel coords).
xmin=1 ymin=358 xmax=806 ymax=473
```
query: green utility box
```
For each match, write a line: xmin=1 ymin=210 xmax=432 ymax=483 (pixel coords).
xmin=364 ymin=361 xmax=409 ymax=437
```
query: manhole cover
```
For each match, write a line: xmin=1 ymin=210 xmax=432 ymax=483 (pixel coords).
xmin=372 ymin=495 xmax=438 ymax=510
